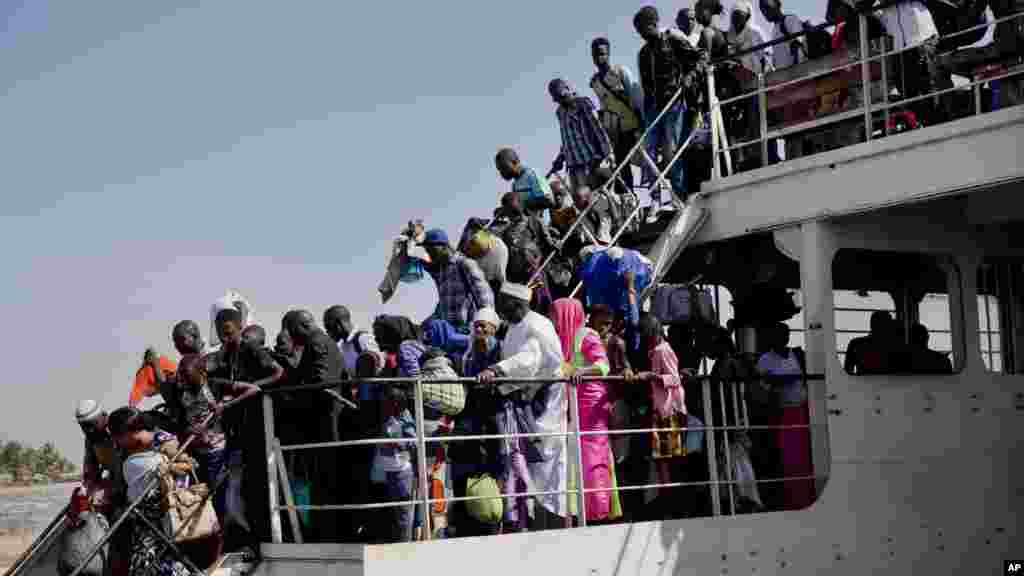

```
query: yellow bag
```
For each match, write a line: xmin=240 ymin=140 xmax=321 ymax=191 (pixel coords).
xmin=464 ymin=474 xmax=503 ymax=525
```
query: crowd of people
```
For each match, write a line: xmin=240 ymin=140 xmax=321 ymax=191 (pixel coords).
xmin=64 ymin=1 xmax=1017 ymax=574
xmin=72 ymin=248 xmax=820 ymax=575
xmin=542 ymin=0 xmax=1021 ymax=206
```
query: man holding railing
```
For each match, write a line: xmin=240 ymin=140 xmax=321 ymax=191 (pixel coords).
xmin=872 ymin=0 xmax=953 ymax=125
xmin=280 ymin=309 xmax=346 ymax=542
xmin=727 ymin=2 xmax=779 ymax=169
xmin=477 ymin=283 xmax=568 ymax=531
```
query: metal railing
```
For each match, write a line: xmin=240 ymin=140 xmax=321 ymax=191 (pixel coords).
xmin=707 ymin=7 xmax=1024 ymax=181
xmin=261 ymin=372 xmax=827 ymax=544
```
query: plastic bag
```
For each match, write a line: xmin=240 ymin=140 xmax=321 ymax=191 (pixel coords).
xmin=465 ymin=474 xmax=503 ymax=524
xmin=730 ymin=439 xmax=764 ymax=510
xmin=58 ymin=511 xmax=109 ymax=576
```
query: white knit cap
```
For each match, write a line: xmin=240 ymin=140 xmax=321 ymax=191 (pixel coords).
xmin=473 ymin=307 xmax=501 ymax=328
xmin=733 ymin=1 xmax=752 ymax=14
xmin=75 ymin=400 xmax=103 ymax=423
xmin=500 ymin=282 xmax=533 ymax=302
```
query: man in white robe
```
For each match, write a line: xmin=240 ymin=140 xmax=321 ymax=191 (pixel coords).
xmin=478 ymin=283 xmax=567 ymax=530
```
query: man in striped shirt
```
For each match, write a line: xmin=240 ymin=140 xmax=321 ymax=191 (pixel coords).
xmin=548 ymin=78 xmax=614 ymax=194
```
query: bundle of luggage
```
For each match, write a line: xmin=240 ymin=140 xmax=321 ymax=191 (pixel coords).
xmin=649 ymin=283 xmax=717 ymax=327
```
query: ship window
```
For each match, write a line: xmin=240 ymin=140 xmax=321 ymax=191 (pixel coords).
xmin=833 ymin=249 xmax=961 ymax=375
xmin=977 ymin=261 xmax=1022 ymax=374
xmin=834 ymin=290 xmax=896 ymax=368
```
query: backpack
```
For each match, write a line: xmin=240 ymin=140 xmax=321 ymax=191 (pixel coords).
xmin=780 ymin=16 xmax=833 ymax=61
xmin=500 ymin=219 xmax=544 ymax=284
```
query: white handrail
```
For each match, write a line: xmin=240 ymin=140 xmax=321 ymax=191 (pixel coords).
xmin=706 ymin=10 xmax=1024 ymax=178
xmin=262 ymin=374 xmax=826 ymax=539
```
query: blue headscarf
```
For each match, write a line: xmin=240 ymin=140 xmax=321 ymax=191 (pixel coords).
xmin=422 ymin=319 xmax=470 ymax=357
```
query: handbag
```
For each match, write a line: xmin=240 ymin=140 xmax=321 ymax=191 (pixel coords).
xmin=420 ymin=356 xmax=467 ymax=416
xmin=162 ymin=468 xmax=220 ymax=543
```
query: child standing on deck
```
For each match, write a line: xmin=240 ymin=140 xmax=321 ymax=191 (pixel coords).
xmin=368 ymin=382 xmax=417 ymax=543
xmin=635 ymin=313 xmax=688 ymax=519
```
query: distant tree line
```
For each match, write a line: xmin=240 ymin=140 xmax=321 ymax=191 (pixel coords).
xmin=0 ymin=440 xmax=77 ymax=482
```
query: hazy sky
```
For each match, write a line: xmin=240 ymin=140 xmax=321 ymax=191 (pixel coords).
xmin=1 ymin=1 xmax=827 ymax=462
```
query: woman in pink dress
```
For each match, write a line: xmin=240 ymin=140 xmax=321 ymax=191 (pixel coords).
xmin=550 ymin=298 xmax=620 ymax=523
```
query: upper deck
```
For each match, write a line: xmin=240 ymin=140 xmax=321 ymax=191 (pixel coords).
xmin=619 ymin=7 xmax=1024 ymax=252
xmin=621 ymin=103 xmax=1024 ymax=253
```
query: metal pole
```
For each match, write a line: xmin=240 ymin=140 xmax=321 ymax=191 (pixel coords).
xmin=263 ymin=395 xmax=283 ymax=543
xmin=859 ymin=13 xmax=873 ymax=141
xmin=718 ymin=381 xmax=736 ymax=515
xmin=728 ymin=380 xmax=741 ymax=437
xmin=974 ymin=82 xmax=983 ymax=117
xmin=702 ymin=378 xmax=721 ymax=516
xmin=412 ymin=379 xmax=431 ymax=541
xmin=984 ymin=267 xmax=995 ymax=370
xmin=758 ymin=72 xmax=769 ymax=167
xmin=881 ymin=46 xmax=891 ymax=136
xmin=708 ymin=64 xmax=721 ymax=181
xmin=568 ymin=380 xmax=587 ymax=527
xmin=274 ymin=440 xmax=304 ymax=544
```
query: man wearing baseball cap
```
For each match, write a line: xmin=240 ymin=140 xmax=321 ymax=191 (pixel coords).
xmin=414 ymin=228 xmax=495 ymax=333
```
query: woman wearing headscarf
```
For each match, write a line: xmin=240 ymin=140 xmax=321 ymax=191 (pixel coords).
xmin=422 ymin=318 xmax=471 ymax=374
xmin=550 ymin=298 xmax=621 ymax=524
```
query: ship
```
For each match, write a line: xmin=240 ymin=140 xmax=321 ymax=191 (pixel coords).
xmin=7 ymin=4 xmax=1024 ymax=575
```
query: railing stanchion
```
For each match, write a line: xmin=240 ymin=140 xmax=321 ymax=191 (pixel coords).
xmin=702 ymin=377 xmax=721 ymax=516
xmin=758 ymin=72 xmax=769 ymax=167
xmin=275 ymin=440 xmax=304 ymax=544
xmin=881 ymin=47 xmax=891 ymax=136
xmin=739 ymin=382 xmax=749 ymax=427
xmin=708 ymin=64 xmax=721 ymax=181
xmin=263 ymin=394 xmax=284 ymax=544
xmin=718 ymin=380 xmax=736 ymax=515
xmin=859 ymin=13 xmax=873 ymax=141
xmin=974 ymin=81 xmax=983 ymax=117
xmin=568 ymin=379 xmax=587 ymax=527
xmin=413 ymin=379 xmax=432 ymax=541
